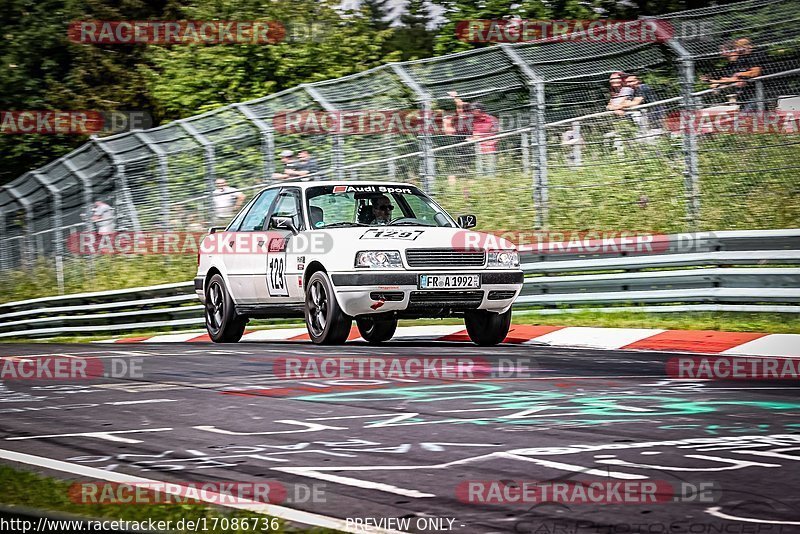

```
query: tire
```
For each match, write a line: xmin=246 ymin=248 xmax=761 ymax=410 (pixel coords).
xmin=464 ymin=309 xmax=512 ymax=346
xmin=305 ymin=271 xmax=352 ymax=345
xmin=205 ymin=273 xmax=247 ymax=343
xmin=356 ymin=316 xmax=397 ymax=344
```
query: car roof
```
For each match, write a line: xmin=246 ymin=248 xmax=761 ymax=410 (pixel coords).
xmin=262 ymin=181 xmax=418 ymax=191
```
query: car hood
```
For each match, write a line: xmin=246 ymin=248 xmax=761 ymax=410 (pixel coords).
xmin=309 ymin=226 xmax=516 ymax=252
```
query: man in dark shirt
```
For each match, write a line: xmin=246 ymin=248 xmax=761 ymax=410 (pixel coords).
xmin=295 ymin=149 xmax=321 ymax=180
xmin=708 ymin=38 xmax=764 ymax=111
xmin=622 ymin=74 xmax=664 ymax=128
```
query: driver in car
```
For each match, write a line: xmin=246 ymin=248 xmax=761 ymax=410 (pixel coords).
xmin=371 ymin=195 xmax=394 ymax=225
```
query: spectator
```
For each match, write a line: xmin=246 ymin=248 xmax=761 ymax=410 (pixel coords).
xmin=294 ymin=149 xmax=321 ymax=180
xmin=445 ymin=91 xmax=499 ymax=177
xmin=213 ymin=178 xmax=245 ymax=223
xmin=607 ymin=72 xmax=635 ymax=114
xmin=90 ymin=199 xmax=115 ymax=233
xmin=707 ymin=38 xmax=764 ymax=111
xmin=621 ymin=73 xmax=664 ymax=128
xmin=272 ymin=149 xmax=300 ymax=180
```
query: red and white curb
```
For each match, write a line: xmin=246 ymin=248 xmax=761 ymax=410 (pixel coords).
xmin=98 ymin=325 xmax=800 ymax=357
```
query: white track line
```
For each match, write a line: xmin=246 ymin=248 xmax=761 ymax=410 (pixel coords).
xmin=530 ymin=327 xmax=665 ymax=350
xmin=721 ymin=334 xmax=800 ymax=357
xmin=0 ymin=448 xmax=407 ymax=534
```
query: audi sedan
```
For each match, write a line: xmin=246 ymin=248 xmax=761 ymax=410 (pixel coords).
xmin=195 ymin=181 xmax=523 ymax=345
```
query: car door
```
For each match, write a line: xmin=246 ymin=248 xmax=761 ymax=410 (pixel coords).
xmin=224 ymin=187 xmax=279 ymax=304
xmin=257 ymin=187 xmax=305 ymax=303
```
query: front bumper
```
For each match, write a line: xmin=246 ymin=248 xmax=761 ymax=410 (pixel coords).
xmin=330 ymin=271 xmax=523 ymax=317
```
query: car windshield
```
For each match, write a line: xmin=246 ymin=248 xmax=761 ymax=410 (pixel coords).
xmin=306 ymin=185 xmax=457 ymax=229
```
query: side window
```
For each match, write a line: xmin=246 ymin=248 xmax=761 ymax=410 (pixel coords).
xmin=239 ymin=189 xmax=279 ymax=232
xmin=268 ymin=188 xmax=303 ymax=230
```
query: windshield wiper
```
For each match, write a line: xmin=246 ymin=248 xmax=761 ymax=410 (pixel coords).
xmin=320 ymin=222 xmax=370 ymax=228
xmin=389 ymin=221 xmax=435 ymax=226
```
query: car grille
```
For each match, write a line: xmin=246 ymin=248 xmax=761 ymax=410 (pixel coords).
xmin=405 ymin=249 xmax=486 ymax=267
xmin=488 ymin=290 xmax=517 ymax=300
xmin=408 ymin=291 xmax=484 ymax=309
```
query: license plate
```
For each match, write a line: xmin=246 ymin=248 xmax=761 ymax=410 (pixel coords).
xmin=418 ymin=274 xmax=480 ymax=289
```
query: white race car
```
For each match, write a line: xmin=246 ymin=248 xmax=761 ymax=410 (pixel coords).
xmin=195 ymin=181 xmax=523 ymax=345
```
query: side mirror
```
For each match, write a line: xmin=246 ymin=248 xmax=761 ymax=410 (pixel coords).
xmin=208 ymin=226 xmax=226 ymax=234
xmin=271 ymin=216 xmax=299 ymax=235
xmin=457 ymin=214 xmax=477 ymax=229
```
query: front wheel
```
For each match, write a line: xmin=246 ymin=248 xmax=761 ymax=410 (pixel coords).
xmin=205 ymin=274 xmax=247 ymax=343
xmin=356 ymin=316 xmax=397 ymax=344
xmin=305 ymin=271 xmax=352 ymax=344
xmin=464 ymin=309 xmax=512 ymax=346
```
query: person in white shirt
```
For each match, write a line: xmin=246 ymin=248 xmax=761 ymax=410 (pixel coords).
xmin=91 ymin=200 xmax=115 ymax=233
xmin=213 ymin=179 xmax=245 ymax=222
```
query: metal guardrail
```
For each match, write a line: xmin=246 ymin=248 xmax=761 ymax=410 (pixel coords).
xmin=0 ymin=230 xmax=798 ymax=338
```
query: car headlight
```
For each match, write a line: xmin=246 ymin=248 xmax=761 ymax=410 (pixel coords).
xmin=355 ymin=250 xmax=403 ymax=269
xmin=487 ymin=249 xmax=519 ymax=268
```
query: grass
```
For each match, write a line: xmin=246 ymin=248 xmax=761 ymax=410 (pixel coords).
xmin=0 ymin=465 xmax=340 ymax=533
xmin=1 ymin=255 xmax=197 ymax=303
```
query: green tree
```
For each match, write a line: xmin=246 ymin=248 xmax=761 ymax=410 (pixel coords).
xmin=0 ymin=0 xmax=181 ymax=184
xmin=362 ymin=0 xmax=392 ymax=30
xmin=390 ymin=0 xmax=435 ymax=61
xmin=430 ymin=0 xmax=552 ymax=55
xmin=143 ymin=0 xmax=401 ymax=119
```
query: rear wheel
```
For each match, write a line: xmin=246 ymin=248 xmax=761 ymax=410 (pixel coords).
xmin=305 ymin=271 xmax=352 ymax=344
xmin=464 ymin=309 xmax=512 ymax=346
xmin=205 ymin=274 xmax=247 ymax=343
xmin=356 ymin=316 xmax=397 ymax=343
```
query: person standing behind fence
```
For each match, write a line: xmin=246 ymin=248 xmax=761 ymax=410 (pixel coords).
xmin=444 ymin=91 xmax=499 ymax=178
xmin=213 ymin=178 xmax=245 ymax=224
xmin=90 ymin=199 xmax=115 ymax=233
xmin=271 ymin=150 xmax=301 ymax=180
xmin=607 ymin=72 xmax=635 ymax=114
xmin=294 ymin=149 xmax=321 ymax=180
xmin=706 ymin=38 xmax=764 ymax=111
xmin=620 ymin=73 xmax=664 ymax=129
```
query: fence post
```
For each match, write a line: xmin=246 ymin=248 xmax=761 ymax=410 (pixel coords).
xmin=0 ymin=211 xmax=6 ymax=271
xmin=134 ymin=133 xmax=171 ymax=230
xmin=32 ymin=172 xmax=63 ymax=257
xmin=4 ymin=185 xmax=34 ymax=268
xmin=571 ymin=121 xmax=582 ymax=166
xmin=666 ymin=38 xmax=700 ymax=231
xmin=533 ymin=81 xmax=548 ymax=229
xmin=520 ymin=131 xmax=530 ymax=176
xmin=755 ymin=79 xmax=765 ymax=113
xmin=389 ymin=63 xmax=435 ymax=193
xmin=501 ymin=45 xmax=548 ymax=229
xmin=180 ymin=121 xmax=217 ymax=225
xmin=63 ymin=157 xmax=94 ymax=234
xmin=233 ymin=103 xmax=275 ymax=180
xmin=92 ymin=138 xmax=141 ymax=232
xmin=303 ymin=84 xmax=345 ymax=180
xmin=679 ymin=60 xmax=700 ymax=230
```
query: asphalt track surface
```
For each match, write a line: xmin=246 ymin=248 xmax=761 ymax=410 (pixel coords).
xmin=1 ymin=340 xmax=799 ymax=533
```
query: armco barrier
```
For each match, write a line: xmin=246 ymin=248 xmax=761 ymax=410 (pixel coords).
xmin=0 ymin=230 xmax=798 ymax=338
